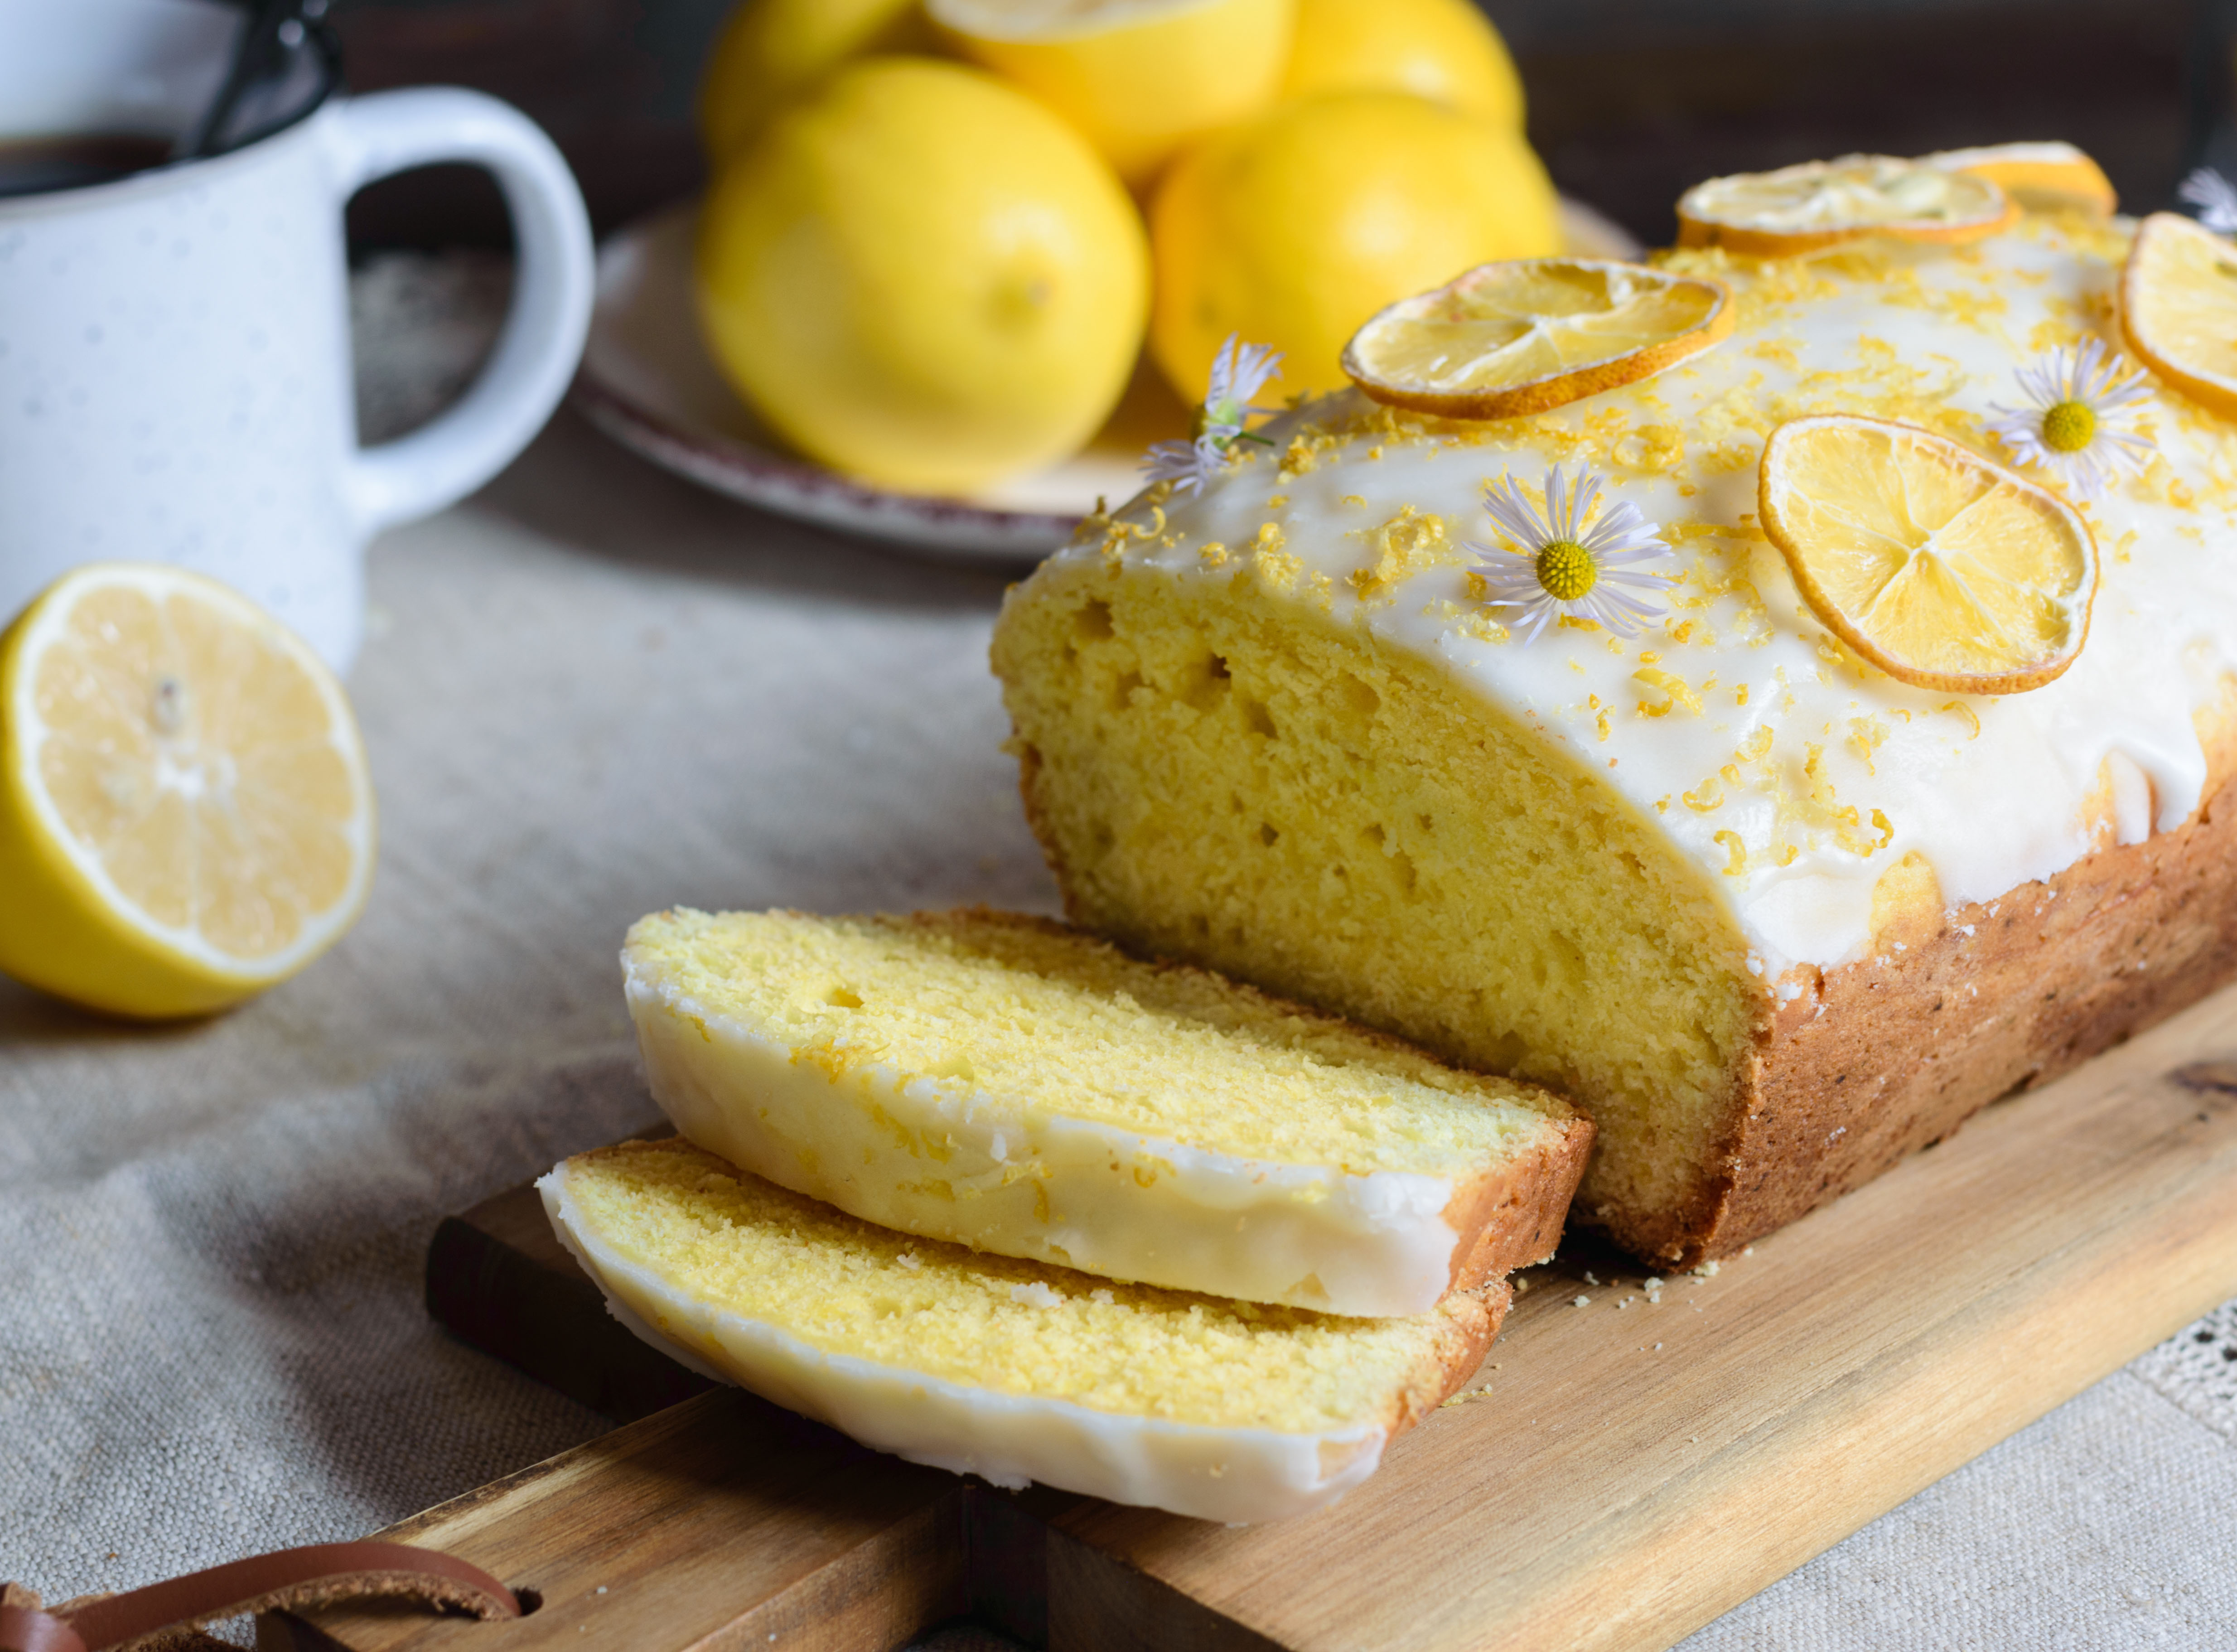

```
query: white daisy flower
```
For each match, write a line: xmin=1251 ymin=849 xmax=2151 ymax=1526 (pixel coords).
xmin=2180 ymin=166 xmax=2237 ymax=235
xmin=1139 ymin=434 xmax=1226 ymax=495
xmin=1138 ymin=334 xmax=1284 ymax=494
xmin=1985 ymin=336 xmax=2151 ymax=500
xmin=1467 ymin=465 xmax=1673 ymax=642
xmin=1197 ymin=333 xmax=1285 ymax=444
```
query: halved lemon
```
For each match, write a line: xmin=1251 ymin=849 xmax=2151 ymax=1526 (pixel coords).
xmin=926 ymin=0 xmax=1295 ymax=187
xmin=2121 ymin=211 xmax=2237 ymax=423
xmin=1340 ymin=258 xmax=1732 ymax=420
xmin=1920 ymin=141 xmax=2116 ymax=217
xmin=1677 ymin=155 xmax=2016 ymax=256
xmin=0 ymin=564 xmax=376 ymax=1018
xmin=1757 ymin=415 xmax=2097 ymax=696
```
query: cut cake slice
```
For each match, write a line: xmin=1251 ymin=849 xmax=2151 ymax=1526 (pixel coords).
xmin=623 ymin=907 xmax=1591 ymax=1316
xmin=540 ymin=1137 xmax=1504 ymax=1522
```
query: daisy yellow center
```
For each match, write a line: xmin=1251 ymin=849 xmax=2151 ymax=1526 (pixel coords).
xmin=1192 ymin=398 xmax=1246 ymax=444
xmin=1535 ymin=540 xmax=1596 ymax=601
xmin=2041 ymin=400 xmax=2097 ymax=453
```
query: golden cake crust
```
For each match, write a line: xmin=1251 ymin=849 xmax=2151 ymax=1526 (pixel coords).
xmin=1643 ymin=754 xmax=2237 ymax=1265
xmin=1440 ymin=1113 xmax=1595 ymax=1285
xmin=1542 ymin=684 xmax=2237 ymax=1263
xmin=1384 ymin=1277 xmax=1511 ymax=1435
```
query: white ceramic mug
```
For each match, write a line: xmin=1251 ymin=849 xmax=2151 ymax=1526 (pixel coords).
xmin=0 ymin=0 xmax=595 ymax=669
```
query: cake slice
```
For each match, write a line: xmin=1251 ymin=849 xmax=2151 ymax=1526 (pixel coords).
xmin=540 ymin=1138 xmax=1503 ymax=1522
xmin=623 ymin=907 xmax=1590 ymax=1316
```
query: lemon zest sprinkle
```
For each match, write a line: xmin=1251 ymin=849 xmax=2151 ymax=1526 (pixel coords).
xmin=1635 ymin=667 xmax=1703 ymax=717
xmin=1847 ymin=715 xmax=1889 ymax=774
xmin=1714 ymin=830 xmax=1747 ymax=875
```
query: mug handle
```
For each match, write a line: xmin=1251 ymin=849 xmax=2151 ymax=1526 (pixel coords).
xmin=319 ymin=87 xmax=595 ymax=536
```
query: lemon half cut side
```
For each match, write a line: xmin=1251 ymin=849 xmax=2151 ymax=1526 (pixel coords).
xmin=1280 ymin=0 xmax=1523 ymax=128
xmin=1758 ymin=415 xmax=2097 ymax=696
xmin=1341 ymin=258 xmax=1732 ymax=420
xmin=0 ymin=563 xmax=376 ymax=1017
xmin=1677 ymin=155 xmax=2016 ymax=256
xmin=927 ymin=0 xmax=1295 ymax=187
xmin=2121 ymin=211 xmax=2237 ymax=424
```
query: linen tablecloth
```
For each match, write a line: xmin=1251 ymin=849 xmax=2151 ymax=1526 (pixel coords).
xmin=4 ymin=258 xmax=2236 ymax=1649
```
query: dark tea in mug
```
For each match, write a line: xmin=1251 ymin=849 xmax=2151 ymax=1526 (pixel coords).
xmin=0 ymin=133 xmax=173 ymax=198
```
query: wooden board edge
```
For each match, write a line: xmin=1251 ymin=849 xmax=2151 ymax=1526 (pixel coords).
xmin=425 ymin=1187 xmax=715 ymax=1422
xmin=259 ymin=1488 xmax=967 ymax=1652
xmin=1047 ymin=1528 xmax=1284 ymax=1652
xmin=261 ymin=1386 xmax=986 ymax=1652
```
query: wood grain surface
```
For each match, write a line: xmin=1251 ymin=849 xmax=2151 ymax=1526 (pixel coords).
xmin=290 ymin=978 xmax=2237 ymax=1652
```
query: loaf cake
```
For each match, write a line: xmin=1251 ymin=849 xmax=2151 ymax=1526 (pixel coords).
xmin=540 ymin=1137 xmax=1503 ymax=1522
xmin=624 ymin=906 xmax=1589 ymax=1315
xmin=990 ymin=161 xmax=2237 ymax=1265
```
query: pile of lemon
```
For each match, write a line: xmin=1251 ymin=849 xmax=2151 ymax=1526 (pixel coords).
xmin=694 ymin=0 xmax=1561 ymax=495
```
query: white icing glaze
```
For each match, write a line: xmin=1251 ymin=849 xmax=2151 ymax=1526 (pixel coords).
xmin=625 ymin=949 xmax=1469 ymax=1315
xmin=539 ymin=1164 xmax=1390 ymax=1523
xmin=1065 ymin=216 xmax=2237 ymax=972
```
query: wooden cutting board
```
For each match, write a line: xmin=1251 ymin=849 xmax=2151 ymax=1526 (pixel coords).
xmin=273 ymin=981 xmax=2237 ymax=1652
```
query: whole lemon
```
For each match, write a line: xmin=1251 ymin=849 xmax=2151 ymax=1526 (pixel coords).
xmin=698 ymin=58 xmax=1150 ymax=496
xmin=927 ymin=0 xmax=1295 ymax=189
xmin=1150 ymin=92 xmax=1560 ymax=398
xmin=696 ymin=0 xmax=938 ymax=167
xmin=1280 ymin=0 xmax=1523 ymax=128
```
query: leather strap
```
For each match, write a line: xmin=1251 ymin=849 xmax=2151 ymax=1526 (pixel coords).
xmin=1 ymin=1542 xmax=518 ymax=1652
xmin=0 ymin=1606 xmax=83 ymax=1652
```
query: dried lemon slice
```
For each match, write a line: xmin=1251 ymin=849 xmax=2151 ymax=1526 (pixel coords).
xmin=2121 ymin=211 xmax=2237 ymax=423
xmin=1757 ymin=415 xmax=2097 ymax=695
xmin=1340 ymin=258 xmax=1732 ymax=420
xmin=0 ymin=563 xmax=377 ymax=1017
xmin=1677 ymin=155 xmax=2016 ymax=256
xmin=1920 ymin=141 xmax=2116 ymax=217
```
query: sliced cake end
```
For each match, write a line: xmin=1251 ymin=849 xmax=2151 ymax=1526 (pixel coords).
xmin=540 ymin=1137 xmax=1504 ymax=1523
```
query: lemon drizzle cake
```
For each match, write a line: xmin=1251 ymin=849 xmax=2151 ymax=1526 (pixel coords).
xmin=540 ymin=1138 xmax=1501 ymax=1522
xmin=991 ymin=188 xmax=2237 ymax=1264
xmin=625 ymin=908 xmax=1589 ymax=1315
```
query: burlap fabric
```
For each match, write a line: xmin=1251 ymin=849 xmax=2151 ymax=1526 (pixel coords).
xmin=2 ymin=256 xmax=2234 ymax=1649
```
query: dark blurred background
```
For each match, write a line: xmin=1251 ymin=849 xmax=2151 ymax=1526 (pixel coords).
xmin=335 ymin=0 xmax=2215 ymax=253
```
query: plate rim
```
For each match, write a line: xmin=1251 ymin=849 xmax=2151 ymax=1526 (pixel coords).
xmin=568 ymin=371 xmax=1085 ymax=556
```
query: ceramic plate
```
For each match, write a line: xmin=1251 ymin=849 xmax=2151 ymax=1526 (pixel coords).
xmin=572 ymin=199 xmax=1644 ymax=567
